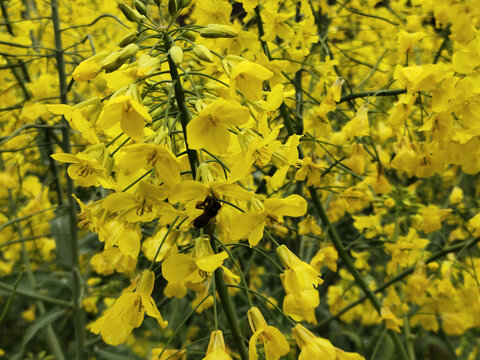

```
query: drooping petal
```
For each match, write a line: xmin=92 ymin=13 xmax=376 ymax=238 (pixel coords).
xmin=195 ymin=251 xmax=228 ymax=273
xmin=102 ymin=192 xmax=135 ymax=212
xmin=264 ymin=194 xmax=307 ymax=218
xmin=162 ymin=253 xmax=197 ymax=284
xmin=230 ymin=211 xmax=266 ymax=242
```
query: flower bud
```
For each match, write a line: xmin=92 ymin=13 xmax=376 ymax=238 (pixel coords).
xmin=118 ymin=2 xmax=144 ymax=23
xmin=193 ymin=44 xmax=214 ymax=62
xmin=101 ymin=52 xmax=122 ymax=73
xmin=168 ymin=0 xmax=177 ymax=17
xmin=119 ymin=43 xmax=140 ymax=61
xmin=179 ymin=30 xmax=196 ymax=42
xmin=178 ymin=0 xmax=192 ymax=9
xmin=134 ymin=0 xmax=147 ymax=15
xmin=200 ymin=24 xmax=238 ymax=38
xmin=169 ymin=45 xmax=184 ymax=65
xmin=119 ymin=32 xmax=138 ymax=47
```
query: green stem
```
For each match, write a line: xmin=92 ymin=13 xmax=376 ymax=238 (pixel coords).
xmin=209 ymin=226 xmax=248 ymax=360
xmin=164 ymin=36 xmax=199 ymax=178
xmin=50 ymin=1 xmax=86 ymax=358
xmin=339 ymin=89 xmax=406 ymax=103
xmin=0 ymin=267 xmax=25 ymax=324
xmin=308 ymin=187 xmax=409 ymax=360
xmin=157 ymin=294 xmax=210 ymax=359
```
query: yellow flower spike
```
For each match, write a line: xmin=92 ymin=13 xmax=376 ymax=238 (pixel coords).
xmin=247 ymin=307 xmax=290 ymax=360
xmin=203 ymin=330 xmax=232 ymax=360
xmin=230 ymin=61 xmax=273 ymax=101
xmin=292 ymin=324 xmax=336 ymax=360
xmin=186 ymin=98 xmax=250 ymax=154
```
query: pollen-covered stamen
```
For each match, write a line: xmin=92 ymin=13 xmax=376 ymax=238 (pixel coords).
xmin=146 ymin=149 xmax=157 ymax=166
xmin=254 ymin=146 xmax=271 ymax=166
xmin=76 ymin=162 xmax=94 ymax=177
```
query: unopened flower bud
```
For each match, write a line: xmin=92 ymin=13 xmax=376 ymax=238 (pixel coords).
xmin=118 ymin=2 xmax=144 ymax=23
xmin=134 ymin=0 xmax=147 ymax=15
xmin=168 ymin=0 xmax=177 ymax=17
xmin=180 ymin=30 xmax=196 ymax=42
xmin=101 ymin=52 xmax=122 ymax=73
xmin=119 ymin=32 xmax=139 ymax=47
xmin=169 ymin=45 xmax=184 ymax=65
xmin=119 ymin=43 xmax=140 ymax=61
xmin=200 ymin=24 xmax=238 ymax=39
xmin=193 ymin=44 xmax=214 ymax=62
xmin=178 ymin=0 xmax=192 ymax=9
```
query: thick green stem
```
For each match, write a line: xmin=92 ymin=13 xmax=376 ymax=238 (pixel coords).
xmin=165 ymin=37 xmax=199 ymax=178
xmin=208 ymin=225 xmax=248 ymax=360
xmin=339 ymin=88 xmax=406 ymax=103
xmin=213 ymin=262 xmax=249 ymax=360
xmin=309 ymin=187 xmax=409 ymax=360
xmin=50 ymin=1 xmax=86 ymax=359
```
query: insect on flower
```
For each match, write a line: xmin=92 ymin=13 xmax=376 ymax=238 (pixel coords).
xmin=193 ymin=195 xmax=222 ymax=228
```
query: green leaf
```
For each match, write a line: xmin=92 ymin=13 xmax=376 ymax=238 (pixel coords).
xmin=21 ymin=309 xmax=65 ymax=347
xmin=49 ymin=208 xmax=72 ymax=266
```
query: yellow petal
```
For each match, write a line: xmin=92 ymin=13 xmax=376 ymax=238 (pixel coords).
xmin=102 ymin=192 xmax=135 ymax=212
xmin=51 ymin=153 xmax=81 ymax=163
xmin=162 ymin=253 xmax=197 ymax=283
xmin=169 ymin=180 xmax=208 ymax=203
xmin=47 ymin=104 xmax=73 ymax=120
xmin=264 ymin=194 xmax=307 ymax=218
xmin=195 ymin=252 xmax=228 ymax=272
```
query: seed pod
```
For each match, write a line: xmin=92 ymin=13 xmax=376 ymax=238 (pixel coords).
xmin=119 ymin=33 xmax=139 ymax=47
xmin=193 ymin=45 xmax=214 ymax=62
xmin=200 ymin=24 xmax=238 ymax=39
xmin=134 ymin=0 xmax=147 ymax=15
xmin=169 ymin=45 xmax=184 ymax=65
